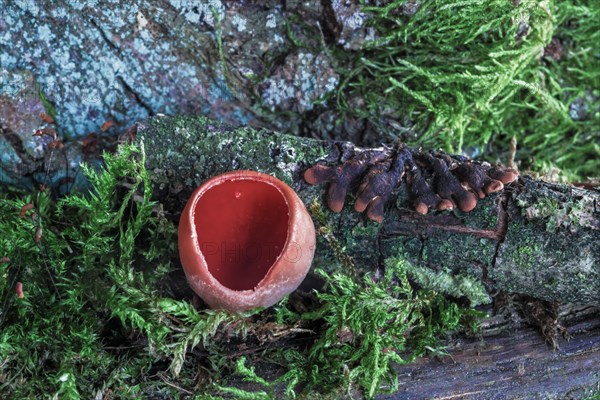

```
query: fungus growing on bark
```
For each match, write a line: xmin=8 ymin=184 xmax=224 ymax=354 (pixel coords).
xmin=304 ymin=143 xmax=518 ymax=222
xmin=178 ymin=170 xmax=316 ymax=312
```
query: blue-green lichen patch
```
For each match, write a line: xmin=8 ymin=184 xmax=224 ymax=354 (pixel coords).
xmin=0 ymin=137 xmax=24 ymax=187
xmin=218 ymin=4 xmax=289 ymax=86
xmin=0 ymin=1 xmax=337 ymax=140
xmin=0 ymin=1 xmax=259 ymax=137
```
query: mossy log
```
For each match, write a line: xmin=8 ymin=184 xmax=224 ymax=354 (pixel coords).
xmin=222 ymin=303 xmax=599 ymax=399
xmin=134 ymin=115 xmax=599 ymax=399
xmin=135 ymin=115 xmax=599 ymax=307
xmin=2 ymin=114 xmax=598 ymax=398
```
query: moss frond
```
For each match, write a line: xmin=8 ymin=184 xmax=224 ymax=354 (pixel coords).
xmin=218 ymin=257 xmax=482 ymax=399
xmin=406 ymin=264 xmax=491 ymax=306
xmin=334 ymin=0 xmax=599 ymax=179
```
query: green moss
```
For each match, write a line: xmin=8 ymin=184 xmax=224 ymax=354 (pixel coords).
xmin=217 ymin=257 xmax=482 ymax=399
xmin=332 ymin=0 xmax=599 ymax=179
xmin=350 ymin=221 xmax=381 ymax=241
xmin=309 ymin=199 xmax=358 ymax=277
xmin=37 ymin=84 xmax=58 ymax=121
xmin=421 ymin=233 xmax=495 ymax=276
xmin=0 ymin=144 xmax=250 ymax=398
xmin=406 ymin=265 xmax=491 ymax=306
xmin=462 ymin=196 xmax=500 ymax=230
xmin=515 ymin=241 xmax=539 ymax=270
xmin=0 ymin=142 xmax=484 ymax=398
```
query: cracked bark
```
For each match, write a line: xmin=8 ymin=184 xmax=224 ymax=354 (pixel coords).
xmin=117 ymin=76 xmax=155 ymax=117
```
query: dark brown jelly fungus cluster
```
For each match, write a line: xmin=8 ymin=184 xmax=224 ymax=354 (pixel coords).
xmin=304 ymin=143 xmax=519 ymax=223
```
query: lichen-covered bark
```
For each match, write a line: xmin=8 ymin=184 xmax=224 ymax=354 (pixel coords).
xmin=135 ymin=115 xmax=600 ymax=306
xmin=0 ymin=70 xmax=107 ymax=193
xmin=0 ymin=1 xmax=344 ymax=138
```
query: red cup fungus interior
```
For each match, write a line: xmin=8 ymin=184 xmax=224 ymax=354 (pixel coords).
xmin=193 ymin=178 xmax=289 ymax=291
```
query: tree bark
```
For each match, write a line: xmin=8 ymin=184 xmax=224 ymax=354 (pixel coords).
xmin=387 ymin=304 xmax=600 ymax=400
xmin=135 ymin=115 xmax=600 ymax=307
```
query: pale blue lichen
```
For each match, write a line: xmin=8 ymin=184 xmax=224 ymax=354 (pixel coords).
xmin=0 ymin=70 xmax=29 ymax=96
xmin=266 ymin=13 xmax=277 ymax=29
xmin=231 ymin=14 xmax=247 ymax=32
xmin=332 ymin=0 xmax=368 ymax=29
xmin=36 ymin=24 xmax=53 ymax=41
xmin=260 ymin=51 xmax=339 ymax=112
xmin=330 ymin=0 xmax=373 ymax=49
xmin=1 ymin=1 xmax=254 ymax=138
xmin=168 ymin=0 xmax=225 ymax=27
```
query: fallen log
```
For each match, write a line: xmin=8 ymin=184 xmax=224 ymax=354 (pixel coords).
xmin=133 ymin=115 xmax=599 ymax=307
xmin=132 ymin=114 xmax=597 ymax=400
xmin=388 ymin=304 xmax=600 ymax=399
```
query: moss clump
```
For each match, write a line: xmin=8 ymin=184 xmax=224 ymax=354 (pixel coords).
xmin=515 ymin=241 xmax=539 ymax=270
xmin=406 ymin=264 xmax=491 ymax=306
xmin=0 ymin=144 xmax=250 ymax=398
xmin=218 ymin=257 xmax=482 ymax=399
xmin=333 ymin=0 xmax=599 ymax=179
xmin=584 ymin=390 xmax=600 ymax=400
xmin=0 ymin=143 xmax=482 ymax=399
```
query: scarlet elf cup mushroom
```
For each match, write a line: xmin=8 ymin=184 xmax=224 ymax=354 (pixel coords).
xmin=178 ymin=170 xmax=316 ymax=312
